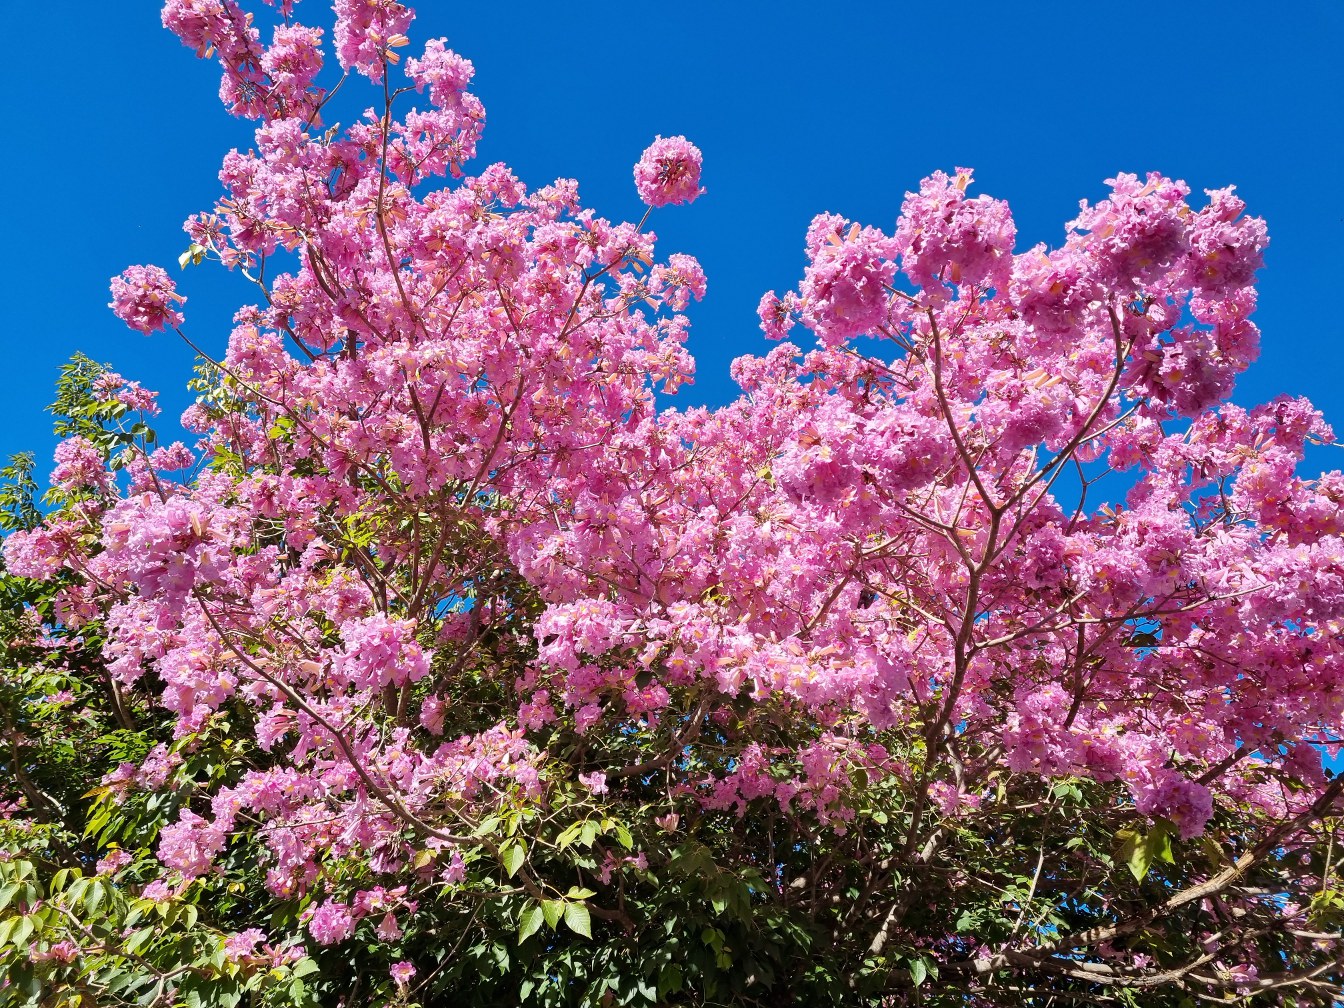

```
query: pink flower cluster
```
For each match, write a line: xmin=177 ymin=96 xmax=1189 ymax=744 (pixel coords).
xmin=894 ymin=167 xmax=1015 ymax=296
xmin=108 ymin=265 xmax=185 ymax=334
xmin=306 ymin=900 xmax=355 ymax=945
xmin=798 ymin=215 xmax=900 ymax=344
xmin=333 ymin=0 xmax=412 ymax=81
xmin=405 ymin=38 xmax=474 ymax=108
xmin=633 ymin=135 xmax=703 ymax=207
xmin=51 ymin=437 xmax=109 ymax=493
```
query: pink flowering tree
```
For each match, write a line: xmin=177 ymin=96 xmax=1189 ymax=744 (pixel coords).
xmin=3 ymin=2 xmax=1344 ymax=1005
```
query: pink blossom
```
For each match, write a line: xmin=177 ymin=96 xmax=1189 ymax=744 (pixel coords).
xmin=1135 ymin=774 xmax=1215 ymax=839
xmin=223 ymin=928 xmax=268 ymax=959
xmin=141 ymin=880 xmax=174 ymax=902
xmin=419 ymin=694 xmax=446 ymax=734
xmin=578 ymin=771 xmax=609 ymax=795
xmin=928 ymin=781 xmax=982 ymax=816
xmin=3 ymin=527 xmax=65 ymax=579
xmin=757 ymin=290 xmax=800 ymax=340
xmin=633 ymin=135 xmax=703 ymax=207
xmin=104 ymin=378 xmax=160 ymax=414
xmin=149 ymin=442 xmax=197 ymax=472
xmin=261 ymin=24 xmax=324 ymax=111
xmin=441 ymin=851 xmax=466 ymax=885
xmin=653 ymin=253 xmax=707 ymax=311
xmin=1188 ymin=186 xmax=1267 ymax=296
xmin=307 ymin=900 xmax=355 ymax=945
xmin=29 ymin=940 xmax=78 ymax=964
xmin=405 ymin=38 xmax=474 ymax=108
xmin=331 ymin=614 xmax=431 ymax=690
xmin=51 ymin=437 xmax=109 ymax=493
xmin=1070 ymin=172 xmax=1192 ymax=291
xmin=333 ymin=0 xmax=412 ymax=81
xmin=375 ymin=912 xmax=402 ymax=940
xmin=390 ymin=961 xmax=416 ymax=988
xmin=894 ymin=167 xmax=1015 ymax=295
xmin=157 ymin=809 xmax=228 ymax=880
xmin=161 ymin=0 xmax=245 ymax=55
xmin=109 ymin=265 xmax=185 ymax=334
xmin=96 ymin=849 xmax=133 ymax=875
xmin=797 ymin=216 xmax=898 ymax=344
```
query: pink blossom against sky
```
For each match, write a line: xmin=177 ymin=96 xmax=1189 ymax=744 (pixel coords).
xmin=0 ymin=2 xmax=1340 ymax=467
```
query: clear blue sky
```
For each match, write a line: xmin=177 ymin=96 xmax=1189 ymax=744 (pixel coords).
xmin=2 ymin=2 xmax=1341 ymax=473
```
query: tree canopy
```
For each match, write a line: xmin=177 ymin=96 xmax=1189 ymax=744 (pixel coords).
xmin=3 ymin=2 xmax=1343 ymax=1006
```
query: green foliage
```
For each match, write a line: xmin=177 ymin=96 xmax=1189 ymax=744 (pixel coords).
xmin=0 ymin=839 xmax=320 ymax=1008
xmin=0 ymin=454 xmax=40 ymax=534
xmin=47 ymin=353 xmax=156 ymax=477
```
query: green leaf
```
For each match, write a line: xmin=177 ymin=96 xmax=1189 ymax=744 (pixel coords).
xmin=501 ymin=840 xmax=526 ymax=878
xmin=1152 ymin=823 xmax=1177 ymax=865
xmin=580 ymin=820 xmax=599 ymax=848
xmin=563 ymin=902 xmax=592 ymax=939
xmin=556 ymin=822 xmax=583 ymax=850
xmin=179 ymin=243 xmax=206 ymax=269
xmin=1116 ymin=829 xmax=1145 ymax=881
xmin=517 ymin=902 xmax=544 ymax=944
xmin=1127 ymin=845 xmax=1151 ymax=881
xmin=910 ymin=957 xmax=929 ymax=987
xmin=9 ymin=915 xmax=34 ymax=949
xmin=541 ymin=899 xmax=564 ymax=929
xmin=658 ymin=964 xmax=684 ymax=996
xmin=1120 ymin=824 xmax=1175 ymax=882
xmin=83 ymin=880 xmax=106 ymax=917
xmin=124 ymin=926 xmax=157 ymax=956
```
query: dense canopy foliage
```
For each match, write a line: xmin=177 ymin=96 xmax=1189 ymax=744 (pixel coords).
xmin=3 ymin=2 xmax=1343 ymax=1005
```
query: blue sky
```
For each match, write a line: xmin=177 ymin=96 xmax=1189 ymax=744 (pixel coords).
xmin=2 ymin=1 xmax=1341 ymax=475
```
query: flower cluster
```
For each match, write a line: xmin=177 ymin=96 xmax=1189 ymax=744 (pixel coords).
xmin=108 ymin=265 xmax=185 ymax=334
xmin=8 ymin=2 xmax=1342 ymax=1002
xmin=633 ymin=135 xmax=703 ymax=207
